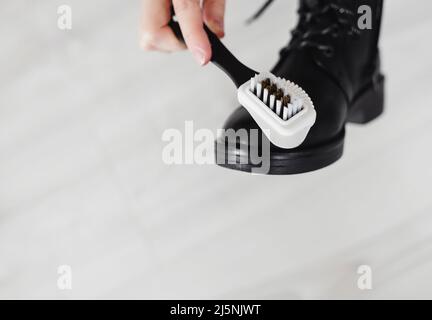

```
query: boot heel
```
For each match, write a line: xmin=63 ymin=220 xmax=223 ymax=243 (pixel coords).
xmin=348 ymin=75 xmax=385 ymax=124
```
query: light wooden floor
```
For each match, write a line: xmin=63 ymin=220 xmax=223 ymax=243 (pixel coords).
xmin=1 ymin=0 xmax=432 ymax=299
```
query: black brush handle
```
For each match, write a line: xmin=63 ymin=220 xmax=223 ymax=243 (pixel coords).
xmin=168 ymin=17 xmax=257 ymax=88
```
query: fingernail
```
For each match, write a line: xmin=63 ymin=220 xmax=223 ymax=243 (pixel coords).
xmin=207 ymin=19 xmax=224 ymax=38
xmin=215 ymin=19 xmax=224 ymax=32
xmin=192 ymin=46 xmax=207 ymax=66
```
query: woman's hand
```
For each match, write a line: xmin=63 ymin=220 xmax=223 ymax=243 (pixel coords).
xmin=140 ymin=0 xmax=226 ymax=66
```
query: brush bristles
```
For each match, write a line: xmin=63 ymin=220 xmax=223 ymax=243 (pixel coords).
xmin=249 ymin=75 xmax=304 ymax=121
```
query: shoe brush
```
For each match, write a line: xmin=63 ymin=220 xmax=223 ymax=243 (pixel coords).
xmin=168 ymin=12 xmax=316 ymax=149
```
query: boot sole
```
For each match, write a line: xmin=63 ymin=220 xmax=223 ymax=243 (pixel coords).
xmin=216 ymin=75 xmax=385 ymax=175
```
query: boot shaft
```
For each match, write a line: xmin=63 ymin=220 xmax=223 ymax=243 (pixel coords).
xmin=297 ymin=0 xmax=383 ymax=57
xmin=294 ymin=0 xmax=384 ymax=93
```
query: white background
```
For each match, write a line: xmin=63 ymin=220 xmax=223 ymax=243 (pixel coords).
xmin=1 ymin=0 xmax=432 ymax=299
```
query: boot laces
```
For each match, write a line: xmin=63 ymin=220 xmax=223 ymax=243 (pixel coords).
xmin=249 ymin=1 xmax=361 ymax=57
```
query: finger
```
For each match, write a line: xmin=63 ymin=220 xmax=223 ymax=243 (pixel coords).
xmin=140 ymin=26 xmax=186 ymax=52
xmin=203 ymin=0 xmax=226 ymax=38
xmin=140 ymin=0 xmax=185 ymax=52
xmin=173 ymin=0 xmax=212 ymax=65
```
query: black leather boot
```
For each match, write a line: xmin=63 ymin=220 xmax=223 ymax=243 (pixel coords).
xmin=216 ymin=0 xmax=385 ymax=174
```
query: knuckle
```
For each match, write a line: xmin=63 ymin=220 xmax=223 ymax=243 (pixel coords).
xmin=204 ymin=0 xmax=225 ymax=20
xmin=140 ymin=31 xmax=157 ymax=50
xmin=204 ymin=12 xmax=219 ymax=24
xmin=140 ymin=42 xmax=154 ymax=51
xmin=206 ymin=0 xmax=220 ymax=6
xmin=173 ymin=0 xmax=198 ymax=13
xmin=207 ymin=0 xmax=225 ymax=9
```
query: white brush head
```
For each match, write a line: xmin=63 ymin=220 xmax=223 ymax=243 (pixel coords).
xmin=237 ymin=72 xmax=316 ymax=149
